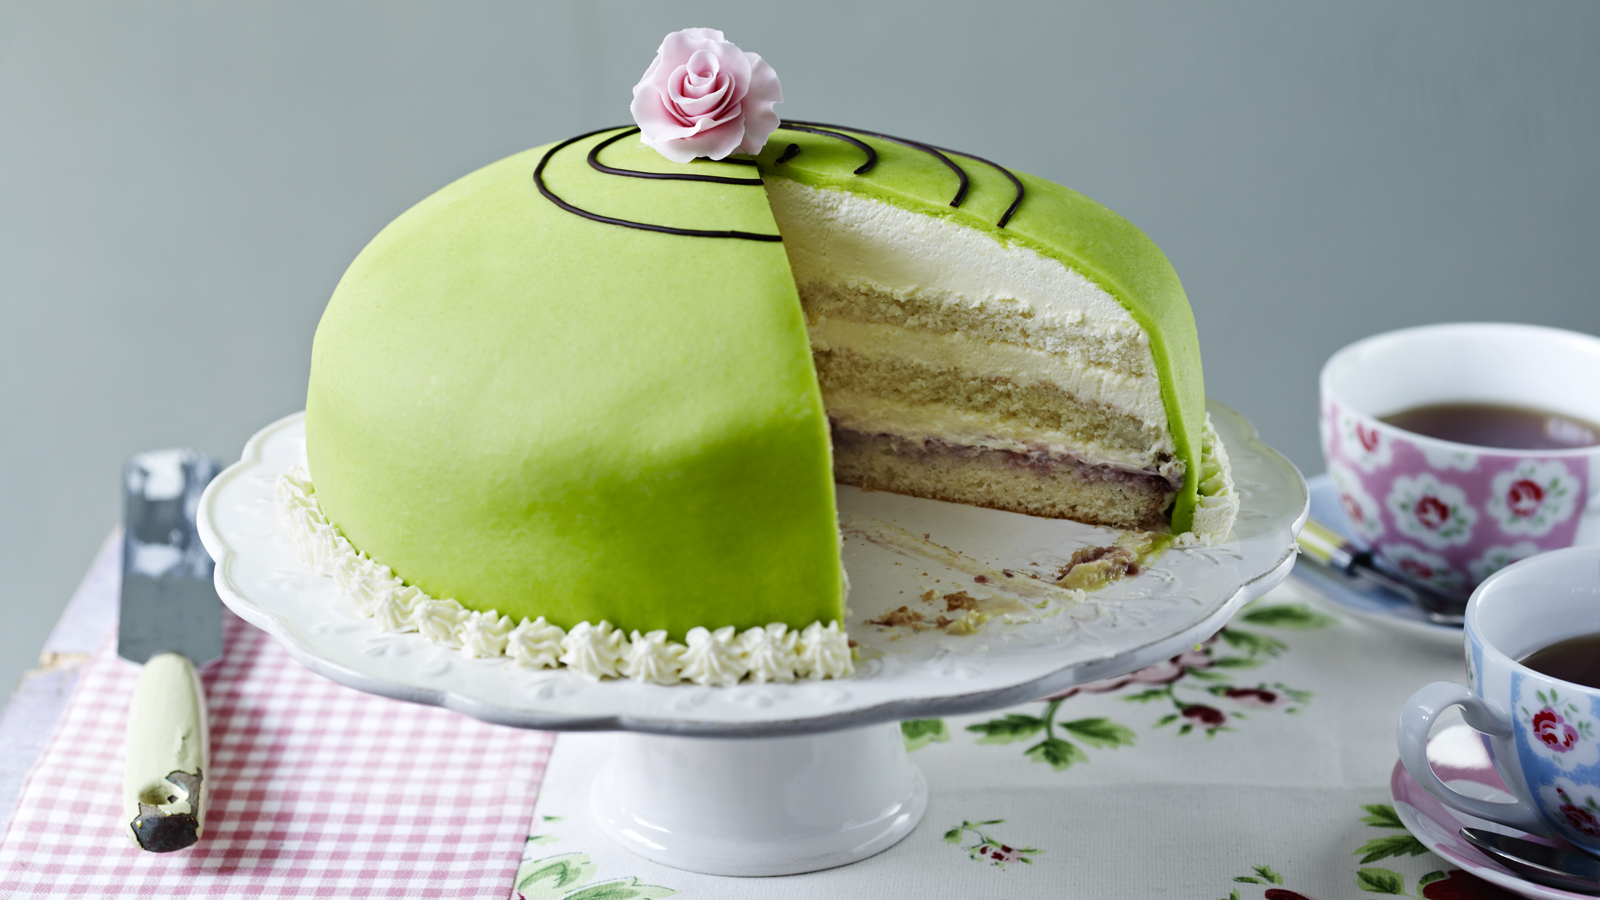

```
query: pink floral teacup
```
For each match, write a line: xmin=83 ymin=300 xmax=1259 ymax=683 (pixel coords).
xmin=1398 ymin=545 xmax=1600 ymax=855
xmin=1320 ymin=323 xmax=1600 ymax=598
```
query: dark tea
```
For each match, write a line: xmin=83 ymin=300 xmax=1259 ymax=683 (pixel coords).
xmin=1519 ymin=632 xmax=1600 ymax=689
xmin=1381 ymin=402 xmax=1600 ymax=450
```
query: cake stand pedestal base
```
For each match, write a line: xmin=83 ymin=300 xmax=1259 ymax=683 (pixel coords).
xmin=590 ymin=721 xmax=927 ymax=876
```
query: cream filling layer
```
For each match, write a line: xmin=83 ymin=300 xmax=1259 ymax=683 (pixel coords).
xmin=767 ymin=178 xmax=1168 ymax=429
xmin=812 ymin=317 xmax=1175 ymax=469
xmin=276 ymin=467 xmax=853 ymax=685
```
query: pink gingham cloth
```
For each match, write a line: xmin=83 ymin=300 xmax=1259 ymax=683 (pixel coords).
xmin=0 ymin=612 xmax=555 ymax=897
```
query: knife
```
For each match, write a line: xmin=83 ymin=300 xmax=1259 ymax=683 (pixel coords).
xmin=118 ymin=450 xmax=223 ymax=852
xmin=1295 ymin=517 xmax=1467 ymax=625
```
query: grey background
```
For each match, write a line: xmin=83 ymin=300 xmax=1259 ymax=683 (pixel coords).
xmin=3 ymin=1 xmax=1597 ymax=698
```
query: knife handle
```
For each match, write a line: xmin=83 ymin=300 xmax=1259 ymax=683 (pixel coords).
xmin=1296 ymin=517 xmax=1359 ymax=572
xmin=124 ymin=652 xmax=209 ymax=852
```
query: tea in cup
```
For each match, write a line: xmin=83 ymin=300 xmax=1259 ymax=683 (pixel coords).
xmin=1397 ymin=545 xmax=1600 ymax=854
xmin=1320 ymin=323 xmax=1600 ymax=597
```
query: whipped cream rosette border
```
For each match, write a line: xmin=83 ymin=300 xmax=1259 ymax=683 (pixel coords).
xmin=275 ymin=467 xmax=853 ymax=686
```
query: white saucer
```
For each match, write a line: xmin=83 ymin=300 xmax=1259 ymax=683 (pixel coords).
xmin=1290 ymin=474 xmax=1464 ymax=649
xmin=1392 ymin=722 xmax=1594 ymax=899
xmin=199 ymin=401 xmax=1307 ymax=738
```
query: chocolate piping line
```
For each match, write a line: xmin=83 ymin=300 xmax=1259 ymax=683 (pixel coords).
xmin=780 ymin=121 xmax=1026 ymax=227
xmin=587 ymin=127 xmax=765 ymax=185
xmin=534 ymin=126 xmax=781 ymax=241
xmin=786 ymin=120 xmax=969 ymax=208
xmin=772 ymin=124 xmax=877 ymax=174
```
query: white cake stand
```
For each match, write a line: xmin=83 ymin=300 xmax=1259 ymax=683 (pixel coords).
xmin=199 ymin=401 xmax=1305 ymax=876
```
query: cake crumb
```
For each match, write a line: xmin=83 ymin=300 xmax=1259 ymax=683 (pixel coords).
xmin=867 ymin=606 xmax=926 ymax=628
xmin=1055 ymin=545 xmax=1140 ymax=591
xmin=943 ymin=591 xmax=978 ymax=612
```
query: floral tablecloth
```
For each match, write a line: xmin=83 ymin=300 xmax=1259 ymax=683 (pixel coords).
xmin=1 ymin=540 xmax=1517 ymax=898
xmin=510 ymin=579 xmax=1513 ymax=900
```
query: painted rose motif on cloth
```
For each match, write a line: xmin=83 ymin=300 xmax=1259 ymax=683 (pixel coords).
xmin=943 ymin=819 xmax=1039 ymax=868
xmin=1328 ymin=463 xmax=1385 ymax=543
xmin=1540 ymin=780 xmax=1600 ymax=840
xmin=630 ymin=27 xmax=782 ymax=163
xmin=1422 ymin=444 xmax=1480 ymax=472
xmin=1223 ymin=686 xmax=1292 ymax=709
xmin=1376 ymin=543 xmax=1465 ymax=594
xmin=1517 ymin=682 xmax=1599 ymax=770
xmin=1339 ymin=412 xmax=1394 ymax=473
xmin=1487 ymin=460 xmax=1577 ymax=537
xmin=1387 ymin=474 xmax=1476 ymax=548
xmin=1467 ymin=542 xmax=1538 ymax=584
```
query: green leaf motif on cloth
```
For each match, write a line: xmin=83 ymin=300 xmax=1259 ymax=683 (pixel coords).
xmin=1356 ymin=867 xmax=1406 ymax=895
xmin=1061 ymin=718 xmax=1137 ymax=749
xmin=1237 ymin=602 xmax=1337 ymax=630
xmin=1210 ymin=656 xmax=1266 ymax=670
xmin=562 ymin=880 xmax=678 ymax=900
xmin=968 ymin=714 xmax=1046 ymax=745
xmin=1348 ymin=804 xmax=1481 ymax=900
xmin=518 ymin=854 xmax=599 ymax=899
xmin=515 ymin=852 xmax=676 ymax=900
xmin=1221 ymin=864 xmax=1300 ymax=899
xmin=944 ymin=819 xmax=1040 ymax=868
xmin=1355 ymin=834 xmax=1430 ymax=864
xmin=901 ymin=718 xmax=951 ymax=751
xmin=1218 ymin=628 xmax=1288 ymax=657
xmin=967 ymin=700 xmax=1131 ymax=772
xmin=1249 ymin=864 xmax=1284 ymax=884
xmin=967 ymin=600 xmax=1327 ymax=769
xmin=1124 ymin=687 xmax=1173 ymax=703
xmin=1025 ymin=737 xmax=1087 ymax=771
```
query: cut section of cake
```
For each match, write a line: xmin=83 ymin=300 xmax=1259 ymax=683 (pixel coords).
xmin=755 ymin=123 xmax=1234 ymax=537
xmin=768 ymin=177 xmax=1179 ymax=531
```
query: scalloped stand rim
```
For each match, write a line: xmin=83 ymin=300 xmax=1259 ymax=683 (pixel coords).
xmin=589 ymin=721 xmax=926 ymax=875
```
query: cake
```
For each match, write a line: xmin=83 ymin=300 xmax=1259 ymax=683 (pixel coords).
xmin=280 ymin=30 xmax=1236 ymax=686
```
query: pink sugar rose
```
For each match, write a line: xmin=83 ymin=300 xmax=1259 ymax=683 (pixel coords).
xmin=630 ymin=28 xmax=782 ymax=164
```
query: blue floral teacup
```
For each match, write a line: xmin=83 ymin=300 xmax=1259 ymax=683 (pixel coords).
xmin=1398 ymin=545 xmax=1600 ymax=855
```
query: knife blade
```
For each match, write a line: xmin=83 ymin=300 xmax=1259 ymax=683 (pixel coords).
xmin=1295 ymin=516 xmax=1466 ymax=625
xmin=118 ymin=449 xmax=222 ymax=852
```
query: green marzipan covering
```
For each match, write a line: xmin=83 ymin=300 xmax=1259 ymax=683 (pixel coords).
xmin=307 ymin=130 xmax=844 ymax=639
xmin=753 ymin=126 xmax=1205 ymax=532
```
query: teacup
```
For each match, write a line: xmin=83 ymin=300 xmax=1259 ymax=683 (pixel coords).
xmin=1320 ymin=323 xmax=1600 ymax=597
xmin=1397 ymin=545 xmax=1600 ymax=855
